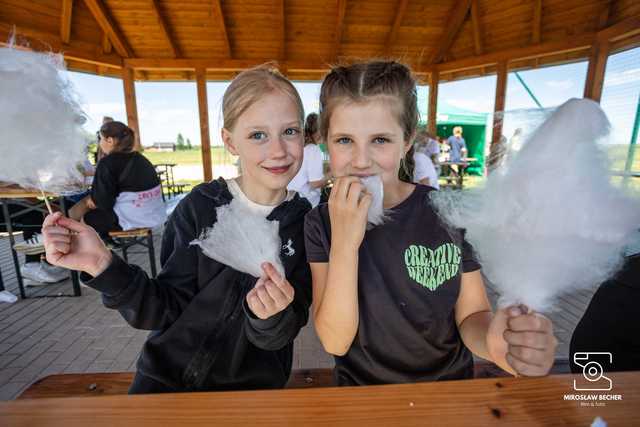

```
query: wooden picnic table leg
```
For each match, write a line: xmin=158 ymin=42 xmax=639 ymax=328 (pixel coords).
xmin=58 ymin=197 xmax=81 ymax=297
xmin=1 ymin=200 xmax=26 ymax=299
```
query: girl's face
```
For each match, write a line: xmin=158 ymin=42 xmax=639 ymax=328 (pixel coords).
xmin=222 ymin=91 xmax=303 ymax=196
xmin=99 ymin=135 xmax=116 ymax=155
xmin=327 ymin=98 xmax=411 ymax=186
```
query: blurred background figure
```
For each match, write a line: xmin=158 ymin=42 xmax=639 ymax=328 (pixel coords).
xmin=288 ymin=113 xmax=328 ymax=207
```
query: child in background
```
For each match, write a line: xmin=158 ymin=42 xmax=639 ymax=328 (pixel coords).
xmin=43 ymin=65 xmax=312 ymax=394
xmin=305 ymin=61 xmax=557 ymax=386
xmin=288 ymin=113 xmax=328 ymax=207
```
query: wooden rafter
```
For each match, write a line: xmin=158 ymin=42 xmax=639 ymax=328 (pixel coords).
xmin=598 ymin=0 xmax=613 ymax=29
xmin=584 ymin=40 xmax=609 ymax=102
xmin=470 ymin=0 xmax=483 ymax=55
xmin=278 ymin=0 xmax=286 ymax=60
xmin=430 ymin=0 xmax=473 ymax=64
xmin=61 ymin=0 xmax=73 ymax=44
xmin=333 ymin=0 xmax=347 ymax=60
xmin=212 ymin=0 xmax=231 ymax=58
xmin=83 ymin=0 xmax=133 ymax=58
xmin=384 ymin=0 xmax=409 ymax=56
xmin=150 ymin=0 xmax=181 ymax=58
xmin=532 ymin=0 xmax=542 ymax=44
xmin=102 ymin=32 xmax=112 ymax=54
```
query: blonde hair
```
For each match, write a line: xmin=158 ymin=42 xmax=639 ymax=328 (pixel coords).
xmin=222 ymin=64 xmax=304 ymax=131
xmin=453 ymin=126 xmax=463 ymax=136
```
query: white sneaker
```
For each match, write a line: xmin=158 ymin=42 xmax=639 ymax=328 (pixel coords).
xmin=13 ymin=233 xmax=45 ymax=255
xmin=0 ymin=290 xmax=18 ymax=303
xmin=21 ymin=262 xmax=66 ymax=286
xmin=41 ymin=263 xmax=69 ymax=281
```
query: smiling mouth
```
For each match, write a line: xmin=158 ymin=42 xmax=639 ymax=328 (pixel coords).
xmin=263 ymin=165 xmax=292 ymax=175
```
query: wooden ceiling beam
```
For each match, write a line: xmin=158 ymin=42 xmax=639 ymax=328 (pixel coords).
xmin=597 ymin=15 xmax=640 ymax=43
xmin=124 ymin=57 xmax=330 ymax=72
xmin=102 ymin=32 xmax=112 ymax=54
xmin=429 ymin=0 xmax=473 ymax=64
xmin=83 ymin=0 xmax=134 ymax=58
xmin=333 ymin=0 xmax=347 ymax=61
xmin=212 ymin=0 xmax=231 ymax=58
xmin=384 ymin=0 xmax=409 ymax=56
xmin=532 ymin=0 xmax=542 ymax=44
xmin=0 ymin=22 xmax=122 ymax=68
xmin=470 ymin=0 xmax=483 ymax=55
xmin=61 ymin=0 xmax=73 ymax=44
xmin=150 ymin=0 xmax=181 ymax=58
xmin=598 ymin=0 xmax=613 ymax=29
xmin=433 ymin=32 xmax=594 ymax=74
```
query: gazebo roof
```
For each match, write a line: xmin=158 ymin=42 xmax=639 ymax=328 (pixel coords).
xmin=1 ymin=0 xmax=639 ymax=82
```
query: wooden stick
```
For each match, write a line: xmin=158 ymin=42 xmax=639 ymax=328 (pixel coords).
xmin=39 ymin=184 xmax=53 ymax=215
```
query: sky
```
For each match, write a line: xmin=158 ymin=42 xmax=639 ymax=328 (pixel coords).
xmin=66 ymin=47 xmax=639 ymax=148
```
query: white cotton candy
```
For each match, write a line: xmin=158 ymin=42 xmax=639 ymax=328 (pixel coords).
xmin=0 ymin=44 xmax=87 ymax=192
xmin=190 ymin=198 xmax=285 ymax=278
xmin=361 ymin=175 xmax=387 ymax=227
xmin=431 ymin=98 xmax=640 ymax=312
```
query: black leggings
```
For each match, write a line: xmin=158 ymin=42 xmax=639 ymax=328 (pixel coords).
xmin=83 ymin=208 xmax=121 ymax=239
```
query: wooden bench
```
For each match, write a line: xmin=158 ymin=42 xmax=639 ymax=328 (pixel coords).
xmin=108 ymin=228 xmax=157 ymax=277
xmin=17 ymin=359 xmax=572 ymax=399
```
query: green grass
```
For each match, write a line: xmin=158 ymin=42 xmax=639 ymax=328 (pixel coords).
xmin=142 ymin=147 xmax=237 ymax=166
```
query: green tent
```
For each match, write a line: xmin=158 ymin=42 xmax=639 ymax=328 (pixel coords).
xmin=419 ymin=102 xmax=489 ymax=176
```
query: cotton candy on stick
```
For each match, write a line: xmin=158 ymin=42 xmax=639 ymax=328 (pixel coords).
xmin=190 ymin=198 xmax=285 ymax=278
xmin=431 ymin=98 xmax=640 ymax=312
xmin=0 ymin=44 xmax=87 ymax=193
xmin=361 ymin=175 xmax=386 ymax=227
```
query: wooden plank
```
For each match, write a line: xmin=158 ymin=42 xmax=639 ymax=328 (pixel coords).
xmin=597 ymin=15 xmax=640 ymax=42
xmin=598 ymin=0 xmax=613 ymax=29
xmin=149 ymin=0 xmax=181 ymax=58
xmin=196 ymin=68 xmax=213 ymax=182
xmin=123 ymin=57 xmax=330 ymax=72
xmin=531 ymin=0 xmax=542 ymax=44
xmin=427 ymin=71 xmax=438 ymax=135
xmin=121 ymin=67 xmax=141 ymax=151
xmin=333 ymin=0 xmax=347 ymax=60
xmin=491 ymin=61 xmax=507 ymax=149
xmin=211 ymin=0 xmax=231 ymax=58
xmin=429 ymin=0 xmax=473 ymax=64
xmin=583 ymin=40 xmax=609 ymax=102
xmin=82 ymin=0 xmax=134 ymax=58
xmin=60 ymin=0 xmax=73 ymax=44
xmin=470 ymin=0 xmax=483 ymax=55
xmin=278 ymin=0 xmax=286 ymax=60
xmin=384 ymin=0 xmax=409 ymax=56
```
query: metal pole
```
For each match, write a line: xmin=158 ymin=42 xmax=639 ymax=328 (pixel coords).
xmin=623 ymin=92 xmax=640 ymax=187
xmin=514 ymin=72 xmax=543 ymax=109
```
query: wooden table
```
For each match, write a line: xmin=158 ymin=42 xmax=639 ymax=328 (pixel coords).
xmin=0 ymin=185 xmax=81 ymax=298
xmin=440 ymin=157 xmax=477 ymax=189
xmin=1 ymin=372 xmax=638 ymax=426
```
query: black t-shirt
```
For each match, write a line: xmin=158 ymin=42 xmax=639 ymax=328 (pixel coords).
xmin=92 ymin=151 xmax=160 ymax=211
xmin=304 ymin=184 xmax=481 ymax=385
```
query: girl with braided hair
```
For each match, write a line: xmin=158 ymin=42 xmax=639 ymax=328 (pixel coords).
xmin=304 ymin=60 xmax=558 ymax=386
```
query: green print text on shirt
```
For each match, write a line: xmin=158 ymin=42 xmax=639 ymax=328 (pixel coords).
xmin=404 ymin=243 xmax=462 ymax=291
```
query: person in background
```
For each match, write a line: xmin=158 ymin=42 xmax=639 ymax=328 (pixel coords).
xmin=570 ymin=237 xmax=640 ymax=373
xmin=413 ymin=150 xmax=439 ymax=189
xmin=95 ymin=116 xmax=114 ymax=163
xmin=69 ymin=121 xmax=166 ymax=239
xmin=447 ymin=126 xmax=467 ymax=162
xmin=288 ymin=113 xmax=328 ymax=207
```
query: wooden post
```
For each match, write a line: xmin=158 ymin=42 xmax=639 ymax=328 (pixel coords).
xmin=427 ymin=71 xmax=439 ymax=135
xmin=196 ymin=68 xmax=213 ymax=182
xmin=491 ymin=61 xmax=508 ymax=148
xmin=122 ymin=67 xmax=141 ymax=151
xmin=584 ymin=40 xmax=609 ymax=103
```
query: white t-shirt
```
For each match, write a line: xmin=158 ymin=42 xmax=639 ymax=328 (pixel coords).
xmin=227 ymin=178 xmax=295 ymax=216
xmin=413 ymin=152 xmax=439 ymax=189
xmin=113 ymin=184 xmax=167 ymax=230
xmin=288 ymin=144 xmax=325 ymax=207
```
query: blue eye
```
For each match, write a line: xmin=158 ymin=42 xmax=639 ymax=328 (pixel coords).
xmin=373 ymin=137 xmax=389 ymax=144
xmin=249 ymin=131 xmax=267 ymax=140
xmin=335 ymin=137 xmax=351 ymax=145
xmin=284 ymin=128 xmax=300 ymax=136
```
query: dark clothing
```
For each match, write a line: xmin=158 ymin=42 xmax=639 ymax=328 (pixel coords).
xmin=81 ymin=178 xmax=312 ymax=393
xmin=570 ymin=254 xmax=640 ymax=373
xmin=87 ymin=151 xmax=160 ymax=237
xmin=304 ymin=184 xmax=480 ymax=386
